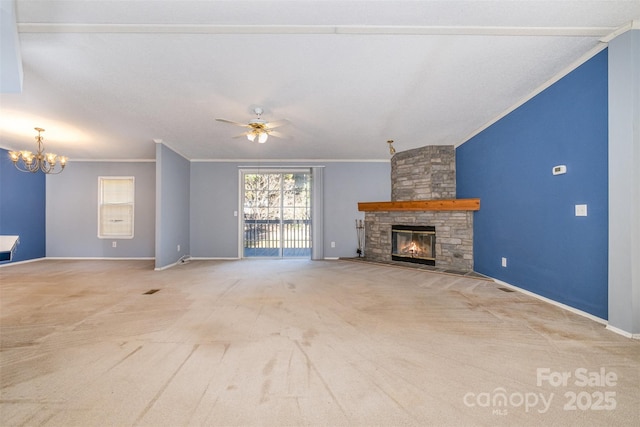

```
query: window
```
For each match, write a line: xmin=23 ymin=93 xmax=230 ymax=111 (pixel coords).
xmin=98 ymin=177 xmax=134 ymax=238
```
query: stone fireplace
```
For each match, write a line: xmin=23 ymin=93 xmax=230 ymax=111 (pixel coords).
xmin=358 ymin=145 xmax=478 ymax=271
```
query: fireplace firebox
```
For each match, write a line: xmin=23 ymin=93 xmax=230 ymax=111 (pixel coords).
xmin=391 ymin=225 xmax=436 ymax=265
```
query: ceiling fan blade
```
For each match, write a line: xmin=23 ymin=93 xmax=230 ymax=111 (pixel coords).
xmin=232 ymin=131 xmax=252 ymax=139
xmin=268 ymin=130 xmax=288 ymax=139
xmin=215 ymin=118 xmax=251 ymax=128
xmin=265 ymin=119 xmax=290 ymax=129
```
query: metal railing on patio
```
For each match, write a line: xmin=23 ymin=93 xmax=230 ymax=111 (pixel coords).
xmin=244 ymin=219 xmax=311 ymax=257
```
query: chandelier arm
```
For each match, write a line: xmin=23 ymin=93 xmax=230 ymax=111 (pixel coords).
xmin=47 ymin=167 xmax=65 ymax=175
xmin=12 ymin=161 xmax=36 ymax=173
xmin=41 ymin=161 xmax=52 ymax=174
xmin=26 ymin=158 xmax=40 ymax=173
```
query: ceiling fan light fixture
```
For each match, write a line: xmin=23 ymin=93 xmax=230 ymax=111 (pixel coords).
xmin=216 ymin=106 xmax=288 ymax=143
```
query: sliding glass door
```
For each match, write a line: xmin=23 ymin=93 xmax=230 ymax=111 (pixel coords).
xmin=242 ymin=171 xmax=311 ymax=258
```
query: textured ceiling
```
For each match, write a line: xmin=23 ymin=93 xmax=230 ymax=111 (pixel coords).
xmin=1 ymin=1 xmax=639 ymax=161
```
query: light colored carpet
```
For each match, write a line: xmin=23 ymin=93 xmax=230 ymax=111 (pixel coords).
xmin=1 ymin=259 xmax=638 ymax=426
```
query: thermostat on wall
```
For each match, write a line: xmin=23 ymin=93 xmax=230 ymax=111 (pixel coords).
xmin=552 ymin=165 xmax=567 ymax=175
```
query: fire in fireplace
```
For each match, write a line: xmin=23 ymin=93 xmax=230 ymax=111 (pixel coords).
xmin=391 ymin=225 xmax=436 ymax=266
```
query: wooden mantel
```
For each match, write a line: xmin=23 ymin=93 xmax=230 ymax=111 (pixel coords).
xmin=358 ymin=198 xmax=480 ymax=212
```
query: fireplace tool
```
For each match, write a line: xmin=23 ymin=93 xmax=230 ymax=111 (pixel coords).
xmin=356 ymin=219 xmax=365 ymax=257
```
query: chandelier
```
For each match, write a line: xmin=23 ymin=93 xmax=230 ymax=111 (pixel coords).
xmin=8 ymin=127 xmax=67 ymax=174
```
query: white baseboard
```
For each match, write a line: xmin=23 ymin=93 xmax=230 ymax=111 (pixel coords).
xmin=493 ymin=279 xmax=607 ymax=325
xmin=493 ymin=279 xmax=638 ymax=339
xmin=46 ymin=257 xmax=154 ymax=260
xmin=0 ymin=257 xmax=46 ymax=267
xmin=323 ymin=257 xmax=340 ymax=260
xmin=605 ymin=325 xmax=640 ymax=340
xmin=154 ymin=255 xmax=193 ymax=271
xmin=188 ymin=257 xmax=240 ymax=260
xmin=1 ymin=256 xmax=155 ymax=267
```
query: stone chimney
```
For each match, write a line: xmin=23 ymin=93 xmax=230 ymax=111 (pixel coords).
xmin=391 ymin=145 xmax=456 ymax=201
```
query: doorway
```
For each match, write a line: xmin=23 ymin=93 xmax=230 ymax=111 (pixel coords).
xmin=242 ymin=170 xmax=311 ymax=258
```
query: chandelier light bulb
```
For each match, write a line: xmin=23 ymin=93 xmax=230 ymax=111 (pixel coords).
xmin=46 ymin=153 xmax=58 ymax=164
xmin=387 ymin=140 xmax=396 ymax=155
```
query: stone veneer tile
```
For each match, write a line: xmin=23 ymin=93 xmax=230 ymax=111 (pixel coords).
xmin=391 ymin=145 xmax=456 ymax=201
xmin=364 ymin=210 xmax=474 ymax=271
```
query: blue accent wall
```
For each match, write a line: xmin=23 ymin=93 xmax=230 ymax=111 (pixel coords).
xmin=0 ymin=148 xmax=46 ymax=262
xmin=456 ymin=49 xmax=609 ymax=319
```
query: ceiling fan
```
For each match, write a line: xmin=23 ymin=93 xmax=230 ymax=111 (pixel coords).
xmin=216 ymin=107 xmax=289 ymax=143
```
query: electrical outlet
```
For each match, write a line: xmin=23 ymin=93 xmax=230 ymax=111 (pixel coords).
xmin=501 ymin=257 xmax=507 ymax=267
xmin=331 ymin=241 xmax=336 ymax=248
xmin=112 ymin=241 xmax=117 ymax=248
xmin=177 ymin=244 xmax=181 ymax=252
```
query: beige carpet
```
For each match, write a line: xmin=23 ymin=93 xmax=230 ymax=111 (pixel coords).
xmin=1 ymin=259 xmax=638 ymax=426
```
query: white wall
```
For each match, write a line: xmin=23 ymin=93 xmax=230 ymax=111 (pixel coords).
xmin=155 ymin=143 xmax=190 ymax=269
xmin=189 ymin=161 xmax=390 ymax=259
xmin=46 ymin=161 xmax=156 ymax=258
xmin=45 ymin=158 xmax=390 ymax=261
xmin=608 ymin=29 xmax=640 ymax=335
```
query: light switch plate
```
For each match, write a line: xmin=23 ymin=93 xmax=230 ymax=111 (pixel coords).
xmin=575 ymin=204 xmax=588 ymax=216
